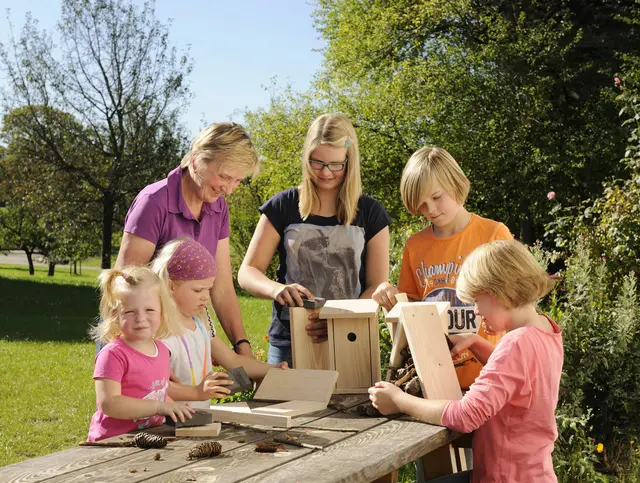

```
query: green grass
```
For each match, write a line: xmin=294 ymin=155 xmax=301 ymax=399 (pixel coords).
xmin=0 ymin=264 xmax=273 ymax=468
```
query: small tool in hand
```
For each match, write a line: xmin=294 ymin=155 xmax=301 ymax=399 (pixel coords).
xmin=301 ymin=296 xmax=326 ymax=310
xmin=227 ymin=366 xmax=253 ymax=395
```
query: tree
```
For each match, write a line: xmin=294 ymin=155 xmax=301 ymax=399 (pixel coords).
xmin=0 ymin=0 xmax=191 ymax=268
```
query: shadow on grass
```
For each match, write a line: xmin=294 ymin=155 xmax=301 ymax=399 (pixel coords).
xmin=1 ymin=276 xmax=98 ymax=342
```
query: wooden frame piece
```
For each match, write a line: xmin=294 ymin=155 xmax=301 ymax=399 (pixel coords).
xmin=254 ymin=368 xmax=338 ymax=404
xmin=175 ymin=422 xmax=221 ymax=437
xmin=207 ymin=402 xmax=292 ymax=428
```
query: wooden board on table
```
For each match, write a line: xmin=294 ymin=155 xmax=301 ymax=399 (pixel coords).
xmin=175 ymin=422 xmax=221 ymax=437
xmin=291 ymin=306 xmax=330 ymax=371
xmin=400 ymin=304 xmax=462 ymax=401
xmin=319 ymin=299 xmax=379 ymax=319
xmin=252 ymin=400 xmax=328 ymax=418
xmin=207 ymin=402 xmax=292 ymax=428
xmin=254 ymin=368 xmax=338 ymax=404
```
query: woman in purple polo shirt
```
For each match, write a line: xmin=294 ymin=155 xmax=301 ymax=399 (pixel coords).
xmin=114 ymin=122 xmax=259 ymax=358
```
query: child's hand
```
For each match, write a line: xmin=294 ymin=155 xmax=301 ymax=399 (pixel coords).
xmin=306 ymin=312 xmax=328 ymax=343
xmin=368 ymin=381 xmax=405 ymax=415
xmin=198 ymin=372 xmax=233 ymax=399
xmin=372 ymin=282 xmax=399 ymax=312
xmin=271 ymin=361 xmax=288 ymax=370
xmin=448 ymin=334 xmax=478 ymax=356
xmin=157 ymin=401 xmax=195 ymax=423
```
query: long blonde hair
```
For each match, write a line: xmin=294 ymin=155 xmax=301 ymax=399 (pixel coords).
xmin=299 ymin=114 xmax=362 ymax=225
xmin=92 ymin=266 xmax=179 ymax=343
xmin=457 ymin=240 xmax=556 ymax=309
xmin=180 ymin=122 xmax=260 ymax=179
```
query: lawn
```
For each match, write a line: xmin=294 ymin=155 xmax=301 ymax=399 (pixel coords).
xmin=0 ymin=264 xmax=273 ymax=468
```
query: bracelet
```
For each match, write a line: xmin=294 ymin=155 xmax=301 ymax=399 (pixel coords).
xmin=234 ymin=339 xmax=251 ymax=349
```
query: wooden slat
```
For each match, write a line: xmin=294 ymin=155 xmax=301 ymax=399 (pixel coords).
xmin=319 ymin=299 xmax=379 ymax=319
xmin=175 ymin=422 xmax=221 ymax=437
xmin=254 ymin=368 xmax=338 ymax=404
xmin=241 ymin=419 xmax=459 ymax=483
xmin=291 ymin=307 xmax=330 ymax=370
xmin=252 ymin=400 xmax=327 ymax=418
xmin=400 ymin=304 xmax=462 ymax=401
xmin=207 ymin=402 xmax=292 ymax=428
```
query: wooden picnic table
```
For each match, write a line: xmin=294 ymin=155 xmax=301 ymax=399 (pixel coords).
xmin=0 ymin=394 xmax=462 ymax=483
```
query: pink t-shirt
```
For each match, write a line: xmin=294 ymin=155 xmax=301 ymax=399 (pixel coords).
xmin=442 ymin=316 xmax=563 ymax=483
xmin=88 ymin=337 xmax=171 ymax=442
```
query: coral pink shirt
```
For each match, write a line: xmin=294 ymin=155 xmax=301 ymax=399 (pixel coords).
xmin=442 ymin=316 xmax=563 ymax=483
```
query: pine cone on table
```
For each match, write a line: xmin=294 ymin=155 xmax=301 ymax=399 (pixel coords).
xmin=133 ymin=432 xmax=168 ymax=449
xmin=187 ymin=441 xmax=222 ymax=460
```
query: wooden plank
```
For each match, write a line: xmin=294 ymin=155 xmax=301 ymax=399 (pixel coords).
xmin=207 ymin=402 xmax=292 ymax=428
xmin=400 ymin=305 xmax=462 ymax=401
xmin=420 ymin=444 xmax=457 ymax=479
xmin=384 ymin=293 xmax=409 ymax=343
xmin=252 ymin=400 xmax=328 ymax=418
xmin=369 ymin=315 xmax=382 ymax=384
xmin=333 ymin=317 xmax=372 ymax=393
xmin=319 ymin=299 xmax=379 ymax=319
xmin=175 ymin=422 xmax=221 ymax=437
xmin=241 ymin=419 xmax=460 ymax=483
xmin=291 ymin=306 xmax=330 ymax=370
xmin=254 ymin=368 xmax=338 ymax=404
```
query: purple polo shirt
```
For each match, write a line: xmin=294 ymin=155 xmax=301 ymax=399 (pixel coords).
xmin=124 ymin=166 xmax=229 ymax=259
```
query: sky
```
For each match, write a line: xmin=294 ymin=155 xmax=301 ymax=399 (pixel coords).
xmin=0 ymin=0 xmax=325 ymax=137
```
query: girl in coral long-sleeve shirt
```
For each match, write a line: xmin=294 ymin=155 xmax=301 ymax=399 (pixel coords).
xmin=369 ymin=240 xmax=563 ymax=483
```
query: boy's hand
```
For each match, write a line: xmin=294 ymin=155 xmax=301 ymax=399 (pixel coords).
xmin=448 ymin=334 xmax=478 ymax=356
xmin=368 ymin=381 xmax=405 ymax=415
xmin=197 ymin=372 xmax=233 ymax=399
xmin=372 ymin=282 xmax=399 ymax=312
xmin=306 ymin=311 xmax=328 ymax=343
xmin=158 ymin=401 xmax=195 ymax=423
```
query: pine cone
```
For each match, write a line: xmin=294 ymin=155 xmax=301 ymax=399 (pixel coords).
xmin=187 ymin=441 xmax=222 ymax=460
xmin=405 ymin=377 xmax=422 ymax=397
xmin=356 ymin=404 xmax=383 ymax=417
xmin=133 ymin=432 xmax=168 ymax=449
xmin=255 ymin=441 xmax=284 ymax=453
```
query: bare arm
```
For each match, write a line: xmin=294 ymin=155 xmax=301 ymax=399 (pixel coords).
xmin=210 ymin=336 xmax=285 ymax=380
xmin=167 ymin=373 xmax=233 ymax=402
xmin=210 ymin=238 xmax=252 ymax=357
xmin=114 ymin=232 xmax=156 ymax=269
xmin=238 ymin=214 xmax=313 ymax=306
xmin=368 ymin=381 xmax=449 ymax=426
xmin=449 ymin=334 xmax=495 ymax=366
xmin=360 ymin=227 xmax=390 ymax=299
xmin=96 ymin=378 xmax=194 ymax=423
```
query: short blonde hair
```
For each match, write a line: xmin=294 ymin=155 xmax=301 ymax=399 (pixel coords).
xmin=400 ymin=146 xmax=470 ymax=214
xmin=180 ymin=122 xmax=259 ymax=178
xmin=92 ymin=266 xmax=179 ymax=343
xmin=457 ymin=240 xmax=555 ymax=309
xmin=299 ymin=114 xmax=362 ymax=225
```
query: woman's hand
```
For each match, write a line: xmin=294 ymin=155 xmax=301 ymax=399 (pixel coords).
xmin=368 ymin=381 xmax=405 ymax=415
xmin=273 ymin=283 xmax=314 ymax=307
xmin=157 ymin=401 xmax=196 ymax=423
xmin=197 ymin=372 xmax=233 ymax=399
xmin=306 ymin=311 xmax=328 ymax=343
xmin=372 ymin=282 xmax=399 ymax=312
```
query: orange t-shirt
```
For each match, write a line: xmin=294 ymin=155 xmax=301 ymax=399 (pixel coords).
xmin=398 ymin=214 xmax=512 ymax=389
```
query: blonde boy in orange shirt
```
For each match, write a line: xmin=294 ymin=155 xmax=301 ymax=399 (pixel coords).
xmin=374 ymin=146 xmax=512 ymax=390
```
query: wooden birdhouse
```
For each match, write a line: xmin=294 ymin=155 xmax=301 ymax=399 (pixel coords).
xmin=290 ymin=299 xmax=381 ymax=394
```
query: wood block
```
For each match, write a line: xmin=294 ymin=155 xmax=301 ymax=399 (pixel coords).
xmin=291 ymin=307 xmax=330 ymax=371
xmin=252 ymin=400 xmax=327 ymax=418
xmin=400 ymin=304 xmax=462 ymax=401
xmin=319 ymin=299 xmax=379 ymax=319
xmin=175 ymin=422 xmax=221 ymax=437
xmin=369 ymin=312 xmax=382 ymax=385
xmin=384 ymin=293 xmax=409 ymax=343
xmin=254 ymin=368 xmax=338 ymax=404
xmin=333 ymin=317 xmax=373 ymax=393
xmin=207 ymin=402 xmax=292 ymax=428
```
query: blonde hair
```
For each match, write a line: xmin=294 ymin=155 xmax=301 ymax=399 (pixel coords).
xmin=457 ymin=240 xmax=556 ymax=309
xmin=150 ymin=239 xmax=210 ymax=327
xmin=299 ymin=114 xmax=362 ymax=225
xmin=400 ymin=146 xmax=470 ymax=214
xmin=180 ymin=122 xmax=259 ymax=179
xmin=92 ymin=266 xmax=179 ymax=343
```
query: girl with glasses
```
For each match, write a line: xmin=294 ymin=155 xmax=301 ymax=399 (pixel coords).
xmin=238 ymin=114 xmax=391 ymax=366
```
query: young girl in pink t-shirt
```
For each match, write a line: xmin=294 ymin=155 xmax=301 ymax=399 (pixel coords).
xmin=369 ymin=240 xmax=563 ymax=483
xmin=88 ymin=266 xmax=195 ymax=441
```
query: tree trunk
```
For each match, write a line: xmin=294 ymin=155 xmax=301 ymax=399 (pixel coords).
xmin=48 ymin=262 xmax=55 ymax=276
xmin=519 ymin=197 xmax=535 ymax=244
xmin=74 ymin=261 xmax=78 ymax=275
xmin=25 ymin=250 xmax=35 ymax=275
xmin=101 ymin=191 xmax=115 ymax=269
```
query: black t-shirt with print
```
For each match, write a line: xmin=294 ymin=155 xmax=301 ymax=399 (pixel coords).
xmin=259 ymin=187 xmax=392 ymax=347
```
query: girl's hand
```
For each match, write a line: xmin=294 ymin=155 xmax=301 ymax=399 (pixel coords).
xmin=157 ymin=401 xmax=195 ymax=423
xmin=448 ymin=334 xmax=478 ymax=356
xmin=198 ymin=372 xmax=233 ymax=399
xmin=271 ymin=361 xmax=289 ymax=370
xmin=372 ymin=282 xmax=399 ymax=312
xmin=273 ymin=283 xmax=313 ymax=307
xmin=306 ymin=312 xmax=328 ymax=343
xmin=368 ymin=381 xmax=405 ymax=415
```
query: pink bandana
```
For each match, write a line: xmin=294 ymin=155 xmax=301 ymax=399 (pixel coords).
xmin=167 ymin=239 xmax=217 ymax=281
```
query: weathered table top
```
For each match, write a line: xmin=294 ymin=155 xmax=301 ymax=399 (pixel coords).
xmin=0 ymin=395 xmax=460 ymax=483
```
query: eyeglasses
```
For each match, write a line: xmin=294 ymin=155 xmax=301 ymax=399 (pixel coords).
xmin=309 ymin=158 xmax=348 ymax=172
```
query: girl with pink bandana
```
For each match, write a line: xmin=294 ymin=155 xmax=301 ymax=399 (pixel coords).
xmin=152 ymin=239 xmax=287 ymax=408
